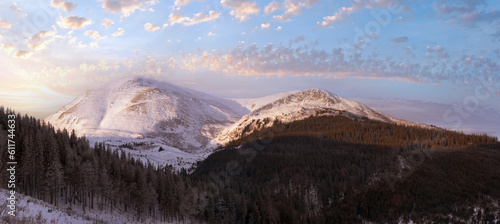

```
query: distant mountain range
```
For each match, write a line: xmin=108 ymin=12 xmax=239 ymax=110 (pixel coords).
xmin=45 ymin=76 xmax=428 ymax=168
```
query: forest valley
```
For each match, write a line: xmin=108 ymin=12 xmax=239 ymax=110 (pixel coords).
xmin=0 ymin=106 xmax=499 ymax=223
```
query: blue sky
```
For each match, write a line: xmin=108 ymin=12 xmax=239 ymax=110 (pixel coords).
xmin=0 ymin=0 xmax=499 ymax=137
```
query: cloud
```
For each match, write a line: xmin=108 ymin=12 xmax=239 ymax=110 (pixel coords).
xmin=0 ymin=84 xmax=76 ymax=118
xmin=288 ymin=35 xmax=306 ymax=45
xmin=10 ymin=3 xmax=27 ymax=17
xmin=0 ymin=44 xmax=15 ymax=54
xmin=28 ymin=28 xmax=57 ymax=51
xmin=272 ymin=0 xmax=320 ymax=22
xmin=50 ymin=0 xmax=78 ymax=12
xmin=177 ymin=43 xmax=360 ymax=77
xmin=13 ymin=50 xmax=33 ymax=59
xmin=221 ymin=0 xmax=260 ymax=21
xmin=0 ymin=19 xmax=12 ymax=29
xmin=207 ymin=32 xmax=215 ymax=37
xmin=401 ymin=46 xmax=416 ymax=58
xmin=264 ymin=1 xmax=282 ymax=14
xmin=84 ymin=30 xmax=106 ymax=40
xmin=318 ymin=0 xmax=405 ymax=27
xmin=174 ymin=0 xmax=196 ymax=6
xmin=276 ymin=26 xmax=282 ymax=30
xmin=318 ymin=6 xmax=355 ymax=27
xmin=426 ymin=45 xmax=449 ymax=58
xmin=99 ymin=0 xmax=158 ymax=19
xmin=144 ymin=23 xmax=160 ymax=32
xmin=433 ymin=0 xmax=500 ymax=26
xmin=186 ymin=11 xmax=221 ymax=26
xmin=463 ymin=10 xmax=500 ymax=24
xmin=394 ymin=16 xmax=407 ymax=24
xmin=260 ymin=23 xmax=270 ymax=30
xmin=390 ymin=36 xmax=408 ymax=43
xmin=169 ymin=10 xmax=220 ymax=26
xmin=101 ymin=18 xmax=114 ymax=29
xmin=112 ymin=27 xmax=124 ymax=37
xmin=434 ymin=0 xmax=483 ymax=15
xmin=57 ymin=16 xmax=93 ymax=29
xmin=12 ymin=59 xmax=131 ymax=103
xmin=173 ymin=41 xmax=500 ymax=91
xmin=169 ymin=13 xmax=189 ymax=25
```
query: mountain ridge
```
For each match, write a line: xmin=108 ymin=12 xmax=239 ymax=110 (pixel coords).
xmin=216 ymin=88 xmax=428 ymax=144
xmin=45 ymin=76 xmax=247 ymax=153
xmin=45 ymin=76 xmax=430 ymax=167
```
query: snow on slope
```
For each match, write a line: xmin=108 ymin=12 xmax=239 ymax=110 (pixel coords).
xmin=90 ymin=138 xmax=211 ymax=170
xmin=0 ymin=189 xmax=179 ymax=223
xmin=45 ymin=77 xmax=248 ymax=153
xmin=0 ymin=189 xmax=91 ymax=223
xmin=232 ymin=90 xmax=299 ymax=112
xmin=217 ymin=88 xmax=428 ymax=144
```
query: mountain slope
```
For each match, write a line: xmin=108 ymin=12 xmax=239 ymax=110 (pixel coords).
xmin=46 ymin=78 xmax=431 ymax=168
xmin=232 ymin=90 xmax=300 ymax=112
xmin=217 ymin=88 xmax=428 ymax=144
xmin=193 ymin=117 xmax=500 ymax=224
xmin=45 ymin=77 xmax=248 ymax=153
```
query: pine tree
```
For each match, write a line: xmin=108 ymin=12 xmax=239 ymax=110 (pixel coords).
xmin=0 ymin=126 xmax=8 ymax=188
xmin=20 ymin=134 xmax=34 ymax=196
xmin=44 ymin=160 xmax=63 ymax=205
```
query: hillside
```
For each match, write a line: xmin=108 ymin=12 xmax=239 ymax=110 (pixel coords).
xmin=217 ymin=88 xmax=428 ymax=145
xmin=327 ymin=143 xmax=500 ymax=223
xmin=45 ymin=77 xmax=247 ymax=153
xmin=193 ymin=115 xmax=499 ymax=223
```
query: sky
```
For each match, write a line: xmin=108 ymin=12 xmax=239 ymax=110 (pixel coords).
xmin=0 ymin=0 xmax=499 ymax=137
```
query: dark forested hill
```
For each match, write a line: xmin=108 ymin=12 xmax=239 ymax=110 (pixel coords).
xmin=226 ymin=115 xmax=497 ymax=149
xmin=327 ymin=143 xmax=500 ymax=223
xmin=193 ymin=115 xmax=499 ymax=223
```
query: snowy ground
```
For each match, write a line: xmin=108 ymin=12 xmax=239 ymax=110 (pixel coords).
xmin=88 ymin=137 xmax=212 ymax=171
xmin=0 ymin=189 xmax=183 ymax=224
xmin=0 ymin=188 xmax=93 ymax=223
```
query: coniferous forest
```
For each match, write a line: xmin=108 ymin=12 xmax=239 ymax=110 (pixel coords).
xmin=1 ymin=106 xmax=499 ymax=223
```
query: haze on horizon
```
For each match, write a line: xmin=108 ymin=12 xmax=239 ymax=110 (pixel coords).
xmin=0 ymin=0 xmax=499 ymax=137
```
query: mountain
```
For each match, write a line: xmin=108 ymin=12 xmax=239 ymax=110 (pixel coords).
xmin=217 ymin=88 xmax=427 ymax=144
xmin=231 ymin=90 xmax=300 ymax=111
xmin=45 ymin=77 xmax=248 ymax=153
xmin=45 ymin=77 xmax=430 ymax=168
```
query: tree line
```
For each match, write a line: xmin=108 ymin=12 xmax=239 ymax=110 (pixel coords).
xmin=0 ymin=107 xmax=201 ymax=222
xmin=227 ymin=115 xmax=497 ymax=149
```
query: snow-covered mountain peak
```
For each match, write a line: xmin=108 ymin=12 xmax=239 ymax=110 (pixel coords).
xmin=45 ymin=77 xmax=246 ymax=153
xmin=113 ymin=76 xmax=148 ymax=87
xmin=216 ymin=88 xmax=428 ymax=144
xmin=270 ymin=88 xmax=340 ymax=106
xmin=103 ymin=76 xmax=191 ymax=96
